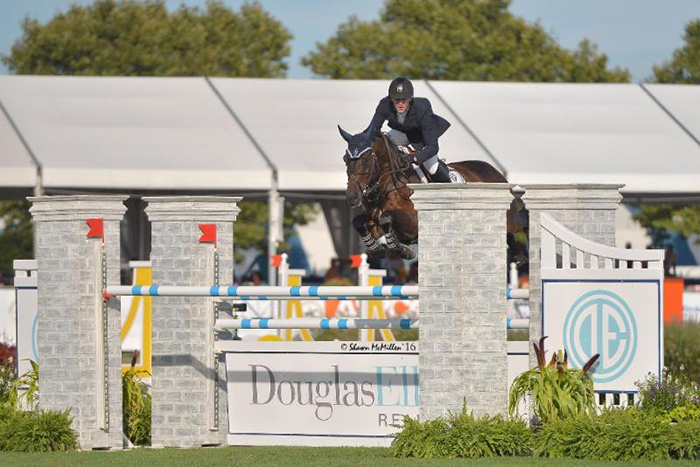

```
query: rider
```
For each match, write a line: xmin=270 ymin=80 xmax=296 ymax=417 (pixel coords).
xmin=365 ymin=77 xmax=452 ymax=182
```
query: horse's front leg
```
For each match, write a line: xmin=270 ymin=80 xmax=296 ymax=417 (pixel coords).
xmin=352 ymin=213 xmax=387 ymax=258
xmin=378 ymin=211 xmax=417 ymax=260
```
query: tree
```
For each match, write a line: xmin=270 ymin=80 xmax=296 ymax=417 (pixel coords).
xmin=302 ymin=0 xmax=629 ymax=82
xmin=0 ymin=1 xmax=316 ymax=276
xmin=652 ymin=19 xmax=700 ymax=84
xmin=635 ymin=19 xmax=700 ymax=247
xmin=3 ymin=0 xmax=292 ymax=77
xmin=0 ymin=201 xmax=33 ymax=280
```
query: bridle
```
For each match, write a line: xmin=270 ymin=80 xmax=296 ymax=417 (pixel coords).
xmin=345 ymin=149 xmax=381 ymax=204
xmin=345 ymin=134 xmax=414 ymax=206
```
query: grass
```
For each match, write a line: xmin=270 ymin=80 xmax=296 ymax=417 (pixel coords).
xmin=0 ymin=446 xmax=699 ymax=467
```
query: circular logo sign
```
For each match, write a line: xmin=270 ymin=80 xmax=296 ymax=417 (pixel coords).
xmin=562 ymin=290 xmax=637 ymax=383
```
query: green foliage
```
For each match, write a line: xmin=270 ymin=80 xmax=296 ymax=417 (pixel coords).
xmin=122 ymin=367 xmax=152 ymax=446
xmin=509 ymin=337 xmax=597 ymax=424
xmin=668 ymin=420 xmax=700 ymax=460
xmin=0 ymin=408 xmax=77 ymax=452
xmin=392 ymin=409 xmax=533 ymax=458
xmin=0 ymin=201 xmax=33 ymax=278
xmin=661 ymin=404 xmax=700 ymax=423
xmin=652 ymin=19 xmax=700 ymax=84
xmin=11 ymin=359 xmax=39 ymax=410
xmin=0 ymin=361 xmax=15 ymax=407
xmin=303 ymin=0 xmax=629 ymax=82
xmin=665 ymin=321 xmax=700 ymax=382
xmin=634 ymin=204 xmax=700 ymax=248
xmin=2 ymin=0 xmax=292 ymax=78
xmin=636 ymin=368 xmax=700 ymax=414
xmin=535 ymin=407 xmax=700 ymax=461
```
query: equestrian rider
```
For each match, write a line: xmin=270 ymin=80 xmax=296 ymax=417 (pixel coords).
xmin=365 ymin=77 xmax=452 ymax=182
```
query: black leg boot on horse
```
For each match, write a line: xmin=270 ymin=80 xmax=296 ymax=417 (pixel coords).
xmin=379 ymin=212 xmax=417 ymax=260
xmin=352 ymin=214 xmax=387 ymax=258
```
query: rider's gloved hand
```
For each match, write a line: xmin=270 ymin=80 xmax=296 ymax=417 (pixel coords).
xmin=399 ymin=150 xmax=415 ymax=165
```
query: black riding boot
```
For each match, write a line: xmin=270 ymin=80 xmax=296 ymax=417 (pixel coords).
xmin=430 ymin=162 xmax=451 ymax=183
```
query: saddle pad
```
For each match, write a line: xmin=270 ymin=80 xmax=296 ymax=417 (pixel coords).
xmin=413 ymin=165 xmax=466 ymax=184
xmin=448 ymin=169 xmax=466 ymax=183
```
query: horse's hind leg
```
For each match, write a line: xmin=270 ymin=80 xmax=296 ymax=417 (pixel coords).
xmin=378 ymin=212 xmax=417 ymax=260
xmin=352 ymin=214 xmax=386 ymax=258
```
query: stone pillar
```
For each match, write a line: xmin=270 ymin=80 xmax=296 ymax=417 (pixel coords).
xmin=520 ymin=184 xmax=623 ymax=367
xmin=145 ymin=197 xmax=240 ymax=448
xmin=411 ymin=183 xmax=514 ymax=419
xmin=29 ymin=195 xmax=127 ymax=450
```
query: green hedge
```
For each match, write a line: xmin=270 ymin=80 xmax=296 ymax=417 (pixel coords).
xmin=392 ymin=408 xmax=700 ymax=460
xmin=0 ymin=405 xmax=77 ymax=452
xmin=392 ymin=410 xmax=533 ymax=458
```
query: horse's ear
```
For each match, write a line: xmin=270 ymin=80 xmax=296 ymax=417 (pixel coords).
xmin=338 ymin=125 xmax=353 ymax=143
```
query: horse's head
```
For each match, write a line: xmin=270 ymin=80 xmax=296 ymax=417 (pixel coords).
xmin=339 ymin=125 xmax=380 ymax=209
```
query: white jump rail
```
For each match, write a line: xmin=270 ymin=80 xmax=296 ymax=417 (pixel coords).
xmin=104 ymin=285 xmax=419 ymax=299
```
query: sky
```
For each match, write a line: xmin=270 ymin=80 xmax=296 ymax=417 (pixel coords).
xmin=0 ymin=0 xmax=698 ymax=81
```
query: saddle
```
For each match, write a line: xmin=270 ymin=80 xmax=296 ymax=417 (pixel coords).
xmin=397 ymin=145 xmax=464 ymax=184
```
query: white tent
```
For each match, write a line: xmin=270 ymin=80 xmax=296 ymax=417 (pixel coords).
xmin=0 ymin=76 xmax=271 ymax=191
xmin=429 ymin=81 xmax=700 ymax=194
xmin=2 ymin=76 xmax=700 ymax=197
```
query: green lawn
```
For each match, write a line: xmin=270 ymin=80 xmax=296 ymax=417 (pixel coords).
xmin=0 ymin=447 xmax=698 ymax=467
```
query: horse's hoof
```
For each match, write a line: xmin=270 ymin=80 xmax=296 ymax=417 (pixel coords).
xmin=399 ymin=245 xmax=417 ymax=261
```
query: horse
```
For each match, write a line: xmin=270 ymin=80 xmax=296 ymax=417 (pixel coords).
xmin=339 ymin=125 xmax=527 ymax=261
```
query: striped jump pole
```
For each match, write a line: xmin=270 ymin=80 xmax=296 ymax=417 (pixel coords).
xmin=104 ymin=284 xmax=419 ymax=300
xmin=215 ymin=318 xmax=418 ymax=330
xmin=213 ymin=317 xmax=528 ymax=330
xmin=506 ymin=288 xmax=529 ymax=300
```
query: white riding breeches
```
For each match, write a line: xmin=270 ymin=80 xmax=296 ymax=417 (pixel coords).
xmin=387 ymin=130 xmax=440 ymax=175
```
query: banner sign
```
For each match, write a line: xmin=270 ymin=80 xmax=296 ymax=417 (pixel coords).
xmin=543 ymin=280 xmax=662 ymax=392
xmin=223 ymin=341 xmax=419 ymax=447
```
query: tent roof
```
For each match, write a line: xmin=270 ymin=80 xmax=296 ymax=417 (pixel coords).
xmin=645 ymin=84 xmax=700 ymax=143
xmin=1 ymin=76 xmax=700 ymax=196
xmin=429 ymin=81 xmax=700 ymax=194
xmin=0 ymin=100 xmax=35 ymax=187
xmin=0 ymin=75 xmax=270 ymax=191
xmin=209 ymin=78 xmax=494 ymax=191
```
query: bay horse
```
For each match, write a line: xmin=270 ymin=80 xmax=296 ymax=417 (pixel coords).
xmin=339 ymin=125 xmax=526 ymax=260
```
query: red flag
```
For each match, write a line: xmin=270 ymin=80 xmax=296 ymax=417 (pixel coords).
xmin=270 ymin=255 xmax=282 ymax=267
xmin=86 ymin=218 xmax=104 ymax=240
xmin=350 ymin=255 xmax=362 ymax=268
xmin=199 ymin=224 xmax=216 ymax=244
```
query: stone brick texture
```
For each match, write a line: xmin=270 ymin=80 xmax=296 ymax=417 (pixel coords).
xmin=145 ymin=197 xmax=239 ymax=448
xmin=411 ymin=184 xmax=513 ymax=420
xmin=30 ymin=196 xmax=127 ymax=450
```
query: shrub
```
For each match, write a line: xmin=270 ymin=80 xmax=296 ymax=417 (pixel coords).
xmin=392 ymin=416 xmax=451 ymax=458
xmin=0 ymin=408 xmax=77 ymax=452
xmin=392 ymin=409 xmax=533 ymax=458
xmin=509 ymin=337 xmax=598 ymax=424
xmin=668 ymin=420 xmax=700 ymax=460
xmin=636 ymin=369 xmax=700 ymax=414
xmin=0 ymin=343 xmax=16 ymax=370
xmin=0 ymin=361 xmax=15 ymax=407
xmin=665 ymin=321 xmax=700 ymax=382
xmin=11 ymin=359 xmax=39 ymax=410
xmin=535 ymin=408 xmax=672 ymax=461
xmin=123 ymin=352 xmax=151 ymax=446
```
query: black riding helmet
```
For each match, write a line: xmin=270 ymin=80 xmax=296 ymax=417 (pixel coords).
xmin=388 ymin=77 xmax=414 ymax=100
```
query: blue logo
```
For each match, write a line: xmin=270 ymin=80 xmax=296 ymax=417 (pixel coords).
xmin=562 ymin=290 xmax=637 ymax=383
